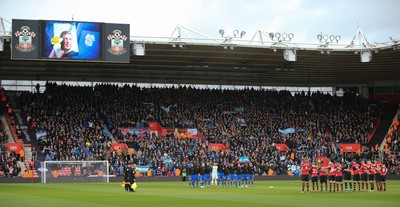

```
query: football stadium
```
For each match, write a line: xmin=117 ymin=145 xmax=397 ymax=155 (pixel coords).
xmin=0 ymin=1 xmax=400 ymax=207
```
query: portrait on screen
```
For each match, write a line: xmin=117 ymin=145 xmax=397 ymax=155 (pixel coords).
xmin=42 ymin=21 xmax=102 ymax=60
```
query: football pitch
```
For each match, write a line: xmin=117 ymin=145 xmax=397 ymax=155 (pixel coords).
xmin=1 ymin=180 xmax=399 ymax=207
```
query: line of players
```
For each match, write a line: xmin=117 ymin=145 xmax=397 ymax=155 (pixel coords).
xmin=301 ymin=157 xmax=388 ymax=193
xmin=187 ymin=162 xmax=255 ymax=188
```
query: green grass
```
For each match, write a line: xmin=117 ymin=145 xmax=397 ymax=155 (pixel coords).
xmin=0 ymin=180 xmax=399 ymax=207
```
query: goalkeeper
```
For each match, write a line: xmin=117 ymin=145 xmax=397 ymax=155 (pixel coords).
xmin=124 ymin=162 xmax=136 ymax=192
xmin=211 ymin=162 xmax=218 ymax=187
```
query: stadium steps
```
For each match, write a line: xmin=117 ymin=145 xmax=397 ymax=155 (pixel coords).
xmin=367 ymin=103 xmax=398 ymax=148
xmin=7 ymin=91 xmax=44 ymax=161
xmin=4 ymin=92 xmax=40 ymax=178
xmin=2 ymin=92 xmax=22 ymax=144
xmin=20 ymin=160 xmax=39 ymax=178
xmin=4 ymin=111 xmax=23 ymax=144
xmin=1 ymin=115 xmax=17 ymax=143
xmin=23 ymin=145 xmax=39 ymax=178
xmin=102 ymin=122 xmax=117 ymax=143
xmin=18 ymin=160 xmax=26 ymax=174
xmin=3 ymin=114 xmax=38 ymax=178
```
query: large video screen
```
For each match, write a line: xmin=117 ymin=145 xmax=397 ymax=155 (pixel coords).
xmin=12 ymin=19 xmax=130 ymax=63
xmin=41 ymin=20 xmax=102 ymax=60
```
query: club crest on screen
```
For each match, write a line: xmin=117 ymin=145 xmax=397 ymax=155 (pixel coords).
xmin=107 ymin=29 xmax=127 ymax=55
xmin=14 ymin=26 xmax=36 ymax=52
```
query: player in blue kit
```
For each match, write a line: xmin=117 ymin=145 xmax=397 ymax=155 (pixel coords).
xmin=248 ymin=163 xmax=255 ymax=187
xmin=236 ymin=163 xmax=243 ymax=187
xmin=228 ymin=163 xmax=236 ymax=187
xmin=205 ymin=162 xmax=211 ymax=187
xmin=217 ymin=163 xmax=224 ymax=187
xmin=199 ymin=163 xmax=206 ymax=188
xmin=190 ymin=163 xmax=199 ymax=188
xmin=223 ymin=164 xmax=230 ymax=187
xmin=241 ymin=163 xmax=249 ymax=187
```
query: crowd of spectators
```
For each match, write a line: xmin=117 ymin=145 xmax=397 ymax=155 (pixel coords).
xmin=21 ymin=84 xmax=113 ymax=162
xmin=0 ymin=111 xmax=22 ymax=178
xmin=14 ymin=82 xmax=398 ymax=177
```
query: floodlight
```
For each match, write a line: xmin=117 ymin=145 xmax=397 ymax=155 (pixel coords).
xmin=317 ymin=34 xmax=322 ymax=41
xmin=219 ymin=29 xmax=225 ymax=37
xmin=269 ymin=33 xmax=274 ymax=39
xmin=233 ymin=30 xmax=239 ymax=37
xmin=240 ymin=31 xmax=246 ymax=38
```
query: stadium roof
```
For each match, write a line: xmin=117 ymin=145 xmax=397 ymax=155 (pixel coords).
xmin=1 ymin=23 xmax=400 ymax=87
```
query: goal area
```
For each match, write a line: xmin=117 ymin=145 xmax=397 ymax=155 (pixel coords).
xmin=41 ymin=160 xmax=110 ymax=183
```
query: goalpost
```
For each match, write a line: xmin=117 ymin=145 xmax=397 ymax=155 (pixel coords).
xmin=41 ymin=160 xmax=110 ymax=183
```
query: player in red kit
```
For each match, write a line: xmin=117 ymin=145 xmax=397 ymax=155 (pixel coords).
xmin=311 ymin=161 xmax=319 ymax=192
xmin=374 ymin=160 xmax=383 ymax=191
xmin=328 ymin=161 xmax=336 ymax=192
xmin=366 ymin=160 xmax=375 ymax=191
xmin=300 ymin=158 xmax=312 ymax=193
xmin=334 ymin=160 xmax=344 ymax=192
xmin=380 ymin=164 xmax=388 ymax=191
xmin=318 ymin=162 xmax=328 ymax=192
xmin=360 ymin=159 xmax=369 ymax=191
xmin=351 ymin=159 xmax=361 ymax=191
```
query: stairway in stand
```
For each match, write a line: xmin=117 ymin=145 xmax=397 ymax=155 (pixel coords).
xmin=367 ymin=103 xmax=398 ymax=149
xmin=4 ymin=91 xmax=39 ymax=178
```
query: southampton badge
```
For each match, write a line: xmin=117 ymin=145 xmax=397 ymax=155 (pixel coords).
xmin=14 ymin=26 xmax=36 ymax=52
xmin=107 ymin=30 xmax=128 ymax=55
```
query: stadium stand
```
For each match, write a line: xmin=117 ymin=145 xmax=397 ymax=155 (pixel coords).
xmin=5 ymin=82 xmax=395 ymax=178
xmin=0 ymin=117 xmax=22 ymax=178
xmin=382 ymin=109 xmax=400 ymax=174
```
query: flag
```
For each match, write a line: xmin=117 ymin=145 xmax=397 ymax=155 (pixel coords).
xmin=36 ymin=131 xmax=47 ymax=140
xmin=239 ymin=156 xmax=249 ymax=163
xmin=163 ymin=158 xmax=172 ymax=164
xmin=237 ymin=118 xmax=247 ymax=126
xmin=132 ymin=182 xmax=138 ymax=190
xmin=161 ymin=105 xmax=172 ymax=113
xmin=278 ymin=128 xmax=295 ymax=135
xmin=187 ymin=128 xmax=198 ymax=135
xmin=234 ymin=106 xmax=245 ymax=112
xmin=136 ymin=165 xmax=149 ymax=173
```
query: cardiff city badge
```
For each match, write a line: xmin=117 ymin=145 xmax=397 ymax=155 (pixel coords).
xmin=107 ymin=30 xmax=128 ymax=55
xmin=14 ymin=26 xmax=36 ymax=52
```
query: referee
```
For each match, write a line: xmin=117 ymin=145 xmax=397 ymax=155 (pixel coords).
xmin=124 ymin=162 xmax=136 ymax=192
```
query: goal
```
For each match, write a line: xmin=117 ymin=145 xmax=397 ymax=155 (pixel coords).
xmin=41 ymin=160 xmax=110 ymax=183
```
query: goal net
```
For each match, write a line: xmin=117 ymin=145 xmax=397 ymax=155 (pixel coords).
xmin=41 ymin=160 xmax=110 ymax=183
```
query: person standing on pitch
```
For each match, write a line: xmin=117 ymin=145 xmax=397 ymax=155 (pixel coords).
xmin=343 ymin=159 xmax=353 ymax=192
xmin=199 ymin=163 xmax=206 ymax=188
xmin=380 ymin=164 xmax=388 ymax=191
xmin=300 ymin=157 xmax=311 ymax=193
xmin=211 ymin=162 xmax=218 ymax=187
xmin=124 ymin=163 xmax=132 ymax=192
xmin=311 ymin=161 xmax=319 ymax=192
xmin=124 ymin=162 xmax=136 ymax=192
xmin=351 ymin=159 xmax=361 ymax=191
xmin=205 ymin=162 xmax=212 ymax=187
xmin=318 ymin=161 xmax=328 ymax=192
